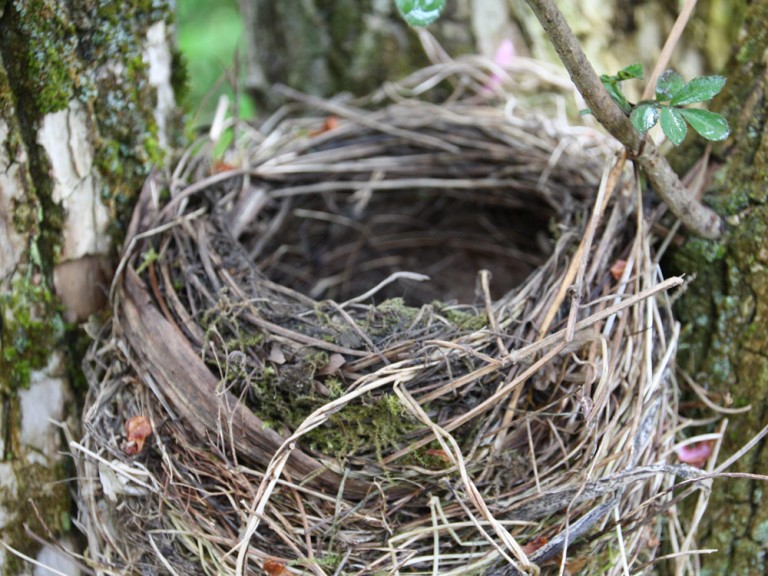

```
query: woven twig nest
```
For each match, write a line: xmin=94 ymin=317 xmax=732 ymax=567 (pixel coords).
xmin=77 ymin=63 xmax=706 ymax=575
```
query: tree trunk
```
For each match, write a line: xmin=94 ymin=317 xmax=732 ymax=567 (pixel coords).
xmin=671 ymin=1 xmax=768 ymax=573
xmin=0 ymin=1 xmax=179 ymax=573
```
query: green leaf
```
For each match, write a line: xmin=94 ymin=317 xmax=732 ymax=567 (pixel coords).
xmin=616 ymin=63 xmax=643 ymax=80
xmin=395 ymin=0 xmax=445 ymax=26
xmin=630 ymin=102 xmax=660 ymax=133
xmin=660 ymin=107 xmax=687 ymax=146
xmin=656 ymin=70 xmax=684 ymax=101
xmin=602 ymin=80 xmax=631 ymax=114
xmin=670 ymin=75 xmax=726 ymax=105
xmin=678 ymin=108 xmax=731 ymax=141
xmin=600 ymin=65 xmax=643 ymax=114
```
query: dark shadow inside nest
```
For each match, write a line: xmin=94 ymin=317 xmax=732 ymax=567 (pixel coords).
xmin=240 ymin=189 xmax=556 ymax=306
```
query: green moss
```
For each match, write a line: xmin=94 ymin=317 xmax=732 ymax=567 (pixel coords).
xmin=685 ymin=237 xmax=727 ymax=264
xmin=709 ymin=181 xmax=760 ymax=215
xmin=434 ymin=302 xmax=488 ymax=331
xmin=303 ymin=393 xmax=422 ymax=463
xmin=142 ymin=133 xmax=164 ymax=166
xmin=0 ymin=276 xmax=61 ymax=394
xmin=324 ymin=377 xmax=344 ymax=398
xmin=10 ymin=200 xmax=35 ymax=233
xmin=364 ymin=298 xmax=419 ymax=339
xmin=63 ymin=321 xmax=97 ymax=396
xmin=201 ymin=297 xmax=427 ymax=463
xmin=170 ymin=49 xmax=190 ymax=105
xmin=171 ymin=48 xmax=191 ymax=106
xmin=1 ymin=0 xmax=178 ymax=247
xmin=96 ymin=139 xmax=125 ymax=180
xmin=674 ymin=203 xmax=768 ymax=573
xmin=732 ymin=0 xmax=768 ymax=66
xmin=0 ymin=460 xmax=71 ymax=576
xmin=671 ymin=235 xmax=725 ymax=375
xmin=665 ymin=2 xmax=768 ymax=571
xmin=80 ymin=0 xmax=177 ymax=240
xmin=0 ymin=55 xmax=15 ymax=120
xmin=0 ymin=3 xmax=181 ymax=573
xmin=401 ymin=439 xmax=455 ymax=470
xmin=5 ymin=0 xmax=79 ymax=115
xmin=753 ymin=520 xmax=768 ymax=543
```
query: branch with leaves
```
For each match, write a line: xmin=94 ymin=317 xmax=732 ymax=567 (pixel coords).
xmin=602 ymin=66 xmax=730 ymax=147
xmin=518 ymin=0 xmax=725 ymax=239
xmin=396 ymin=0 xmax=726 ymax=239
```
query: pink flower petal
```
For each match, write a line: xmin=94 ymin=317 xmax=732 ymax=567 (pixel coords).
xmin=483 ymin=39 xmax=516 ymax=93
xmin=494 ymin=38 xmax=516 ymax=67
xmin=675 ymin=440 xmax=714 ymax=468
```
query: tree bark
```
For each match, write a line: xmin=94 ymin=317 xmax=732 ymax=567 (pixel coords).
xmin=0 ymin=1 xmax=179 ymax=573
xmin=671 ymin=1 xmax=768 ymax=572
xmin=238 ymin=0 xmax=496 ymax=108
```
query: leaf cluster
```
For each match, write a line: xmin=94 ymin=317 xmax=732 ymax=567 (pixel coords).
xmin=602 ymin=65 xmax=730 ymax=146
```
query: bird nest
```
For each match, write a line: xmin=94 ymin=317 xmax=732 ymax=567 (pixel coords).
xmin=76 ymin=64 xmax=707 ymax=575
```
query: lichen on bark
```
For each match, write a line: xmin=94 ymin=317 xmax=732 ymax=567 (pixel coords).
xmin=0 ymin=0 xmax=182 ymax=572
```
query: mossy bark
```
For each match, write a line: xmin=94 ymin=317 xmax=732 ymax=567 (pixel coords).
xmin=0 ymin=1 xmax=179 ymax=573
xmin=237 ymin=0 xmax=479 ymax=108
xmin=671 ymin=1 xmax=768 ymax=573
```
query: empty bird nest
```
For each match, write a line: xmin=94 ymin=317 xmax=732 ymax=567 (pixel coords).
xmin=75 ymin=62 xmax=710 ymax=576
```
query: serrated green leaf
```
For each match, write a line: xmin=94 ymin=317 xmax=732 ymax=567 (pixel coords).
xmin=656 ymin=70 xmax=684 ymax=101
xmin=617 ymin=63 xmax=643 ymax=80
xmin=395 ymin=0 xmax=445 ymax=26
xmin=630 ymin=103 xmax=660 ymax=133
xmin=670 ymin=75 xmax=726 ymax=105
xmin=678 ymin=108 xmax=731 ymax=141
xmin=660 ymin=107 xmax=687 ymax=146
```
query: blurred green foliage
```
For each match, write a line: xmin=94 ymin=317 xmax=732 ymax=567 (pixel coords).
xmin=176 ymin=0 xmax=254 ymax=124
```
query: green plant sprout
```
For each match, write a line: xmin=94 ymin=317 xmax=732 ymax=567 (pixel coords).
xmin=599 ymin=64 xmax=730 ymax=146
xmin=395 ymin=0 xmax=445 ymax=27
xmin=599 ymin=63 xmax=645 ymax=115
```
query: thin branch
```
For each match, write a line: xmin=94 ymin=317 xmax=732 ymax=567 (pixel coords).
xmin=525 ymin=0 xmax=723 ymax=239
